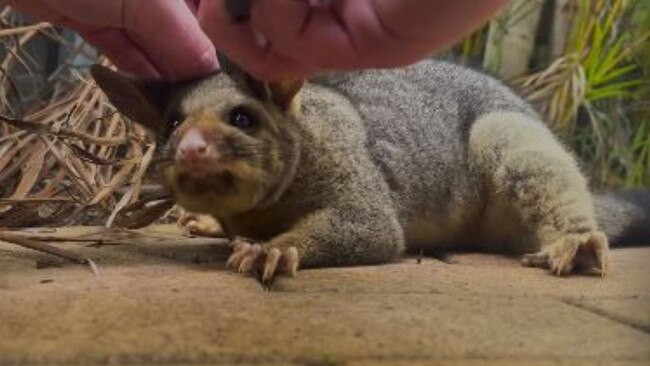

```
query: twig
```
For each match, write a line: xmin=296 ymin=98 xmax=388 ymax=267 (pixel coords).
xmin=0 ymin=231 xmax=99 ymax=275
xmin=0 ymin=197 xmax=72 ymax=204
xmin=0 ymin=114 xmax=127 ymax=146
xmin=0 ymin=22 xmax=52 ymax=37
xmin=64 ymin=141 xmax=121 ymax=166
xmin=113 ymin=198 xmax=175 ymax=229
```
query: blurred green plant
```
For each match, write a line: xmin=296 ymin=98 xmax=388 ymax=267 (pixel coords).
xmin=522 ymin=0 xmax=650 ymax=186
xmin=624 ymin=0 xmax=650 ymax=187
xmin=457 ymin=0 xmax=650 ymax=187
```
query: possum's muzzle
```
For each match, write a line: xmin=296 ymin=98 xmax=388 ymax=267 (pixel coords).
xmin=176 ymin=170 xmax=235 ymax=195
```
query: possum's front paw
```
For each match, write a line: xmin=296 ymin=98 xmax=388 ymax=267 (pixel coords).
xmin=522 ymin=231 xmax=610 ymax=276
xmin=178 ymin=212 xmax=223 ymax=237
xmin=226 ymin=237 xmax=299 ymax=283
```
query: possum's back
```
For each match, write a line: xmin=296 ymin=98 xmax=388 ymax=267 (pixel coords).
xmin=319 ymin=60 xmax=539 ymax=225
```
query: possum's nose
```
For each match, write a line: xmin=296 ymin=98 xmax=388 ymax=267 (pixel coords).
xmin=175 ymin=129 xmax=217 ymax=172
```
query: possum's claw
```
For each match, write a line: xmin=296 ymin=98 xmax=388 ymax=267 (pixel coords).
xmin=227 ymin=238 xmax=299 ymax=282
xmin=522 ymin=231 xmax=609 ymax=276
xmin=226 ymin=237 xmax=254 ymax=269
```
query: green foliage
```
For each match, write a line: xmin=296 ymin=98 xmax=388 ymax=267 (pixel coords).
xmin=625 ymin=0 xmax=650 ymax=187
xmin=456 ymin=0 xmax=650 ymax=188
xmin=566 ymin=0 xmax=649 ymax=186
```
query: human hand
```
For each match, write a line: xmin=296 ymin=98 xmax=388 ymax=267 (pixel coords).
xmin=197 ymin=0 xmax=508 ymax=81
xmin=5 ymin=0 xmax=219 ymax=81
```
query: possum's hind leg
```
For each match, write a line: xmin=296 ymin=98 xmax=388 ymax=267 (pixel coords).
xmin=469 ymin=111 xmax=609 ymax=276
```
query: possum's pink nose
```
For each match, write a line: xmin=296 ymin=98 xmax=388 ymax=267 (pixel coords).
xmin=175 ymin=129 xmax=217 ymax=175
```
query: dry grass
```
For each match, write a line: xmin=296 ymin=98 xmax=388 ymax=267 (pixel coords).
xmin=0 ymin=8 xmax=175 ymax=230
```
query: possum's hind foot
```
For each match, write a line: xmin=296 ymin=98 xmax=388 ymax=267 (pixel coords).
xmin=522 ymin=231 xmax=610 ymax=276
xmin=226 ymin=237 xmax=299 ymax=284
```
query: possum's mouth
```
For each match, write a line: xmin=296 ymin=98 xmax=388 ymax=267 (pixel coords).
xmin=175 ymin=170 xmax=235 ymax=195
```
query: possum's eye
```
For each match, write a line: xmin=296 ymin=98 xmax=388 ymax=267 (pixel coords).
xmin=228 ymin=106 xmax=256 ymax=129
xmin=163 ymin=111 xmax=184 ymax=139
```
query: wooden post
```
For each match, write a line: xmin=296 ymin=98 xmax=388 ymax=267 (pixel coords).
xmin=484 ymin=0 xmax=545 ymax=79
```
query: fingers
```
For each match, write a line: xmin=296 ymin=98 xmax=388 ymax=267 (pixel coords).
xmin=198 ymin=0 xmax=265 ymax=67
xmin=123 ymin=0 xmax=219 ymax=81
xmin=40 ymin=0 xmax=122 ymax=26
xmin=252 ymin=2 xmax=355 ymax=66
xmin=5 ymin=0 xmax=157 ymax=77
xmin=79 ymin=27 xmax=161 ymax=79
xmin=249 ymin=1 xmax=346 ymax=66
xmin=249 ymin=0 xmax=310 ymax=54
xmin=7 ymin=0 xmax=218 ymax=81
xmin=200 ymin=0 xmax=381 ymax=80
xmin=248 ymin=1 xmax=393 ymax=70
xmin=185 ymin=0 xmax=201 ymax=14
xmin=198 ymin=0 xmax=318 ymax=81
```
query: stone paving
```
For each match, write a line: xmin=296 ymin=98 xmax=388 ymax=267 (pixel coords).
xmin=0 ymin=225 xmax=648 ymax=365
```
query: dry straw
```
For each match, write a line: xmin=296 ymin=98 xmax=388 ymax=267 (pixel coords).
xmin=0 ymin=7 xmax=176 ymax=263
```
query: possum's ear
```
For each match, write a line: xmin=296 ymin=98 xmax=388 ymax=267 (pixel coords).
xmin=269 ymin=79 xmax=304 ymax=114
xmin=243 ymin=74 xmax=304 ymax=114
xmin=91 ymin=64 xmax=173 ymax=134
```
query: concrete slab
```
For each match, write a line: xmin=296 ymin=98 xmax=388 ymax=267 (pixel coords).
xmin=274 ymin=249 xmax=649 ymax=300
xmin=567 ymin=297 xmax=650 ymax=333
xmin=0 ymin=226 xmax=648 ymax=365
xmin=1 ymin=288 xmax=649 ymax=364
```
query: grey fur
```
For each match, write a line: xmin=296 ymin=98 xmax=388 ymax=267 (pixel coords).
xmin=93 ymin=59 xmax=650 ymax=277
xmin=594 ymin=191 xmax=650 ymax=246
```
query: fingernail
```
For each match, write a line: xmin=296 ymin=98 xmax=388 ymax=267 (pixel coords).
xmin=168 ymin=46 xmax=219 ymax=81
xmin=197 ymin=46 xmax=220 ymax=73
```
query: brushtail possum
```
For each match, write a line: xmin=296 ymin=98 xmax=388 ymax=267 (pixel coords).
xmin=91 ymin=60 xmax=650 ymax=282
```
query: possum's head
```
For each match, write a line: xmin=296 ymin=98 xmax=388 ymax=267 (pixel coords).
xmin=91 ymin=65 xmax=304 ymax=217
